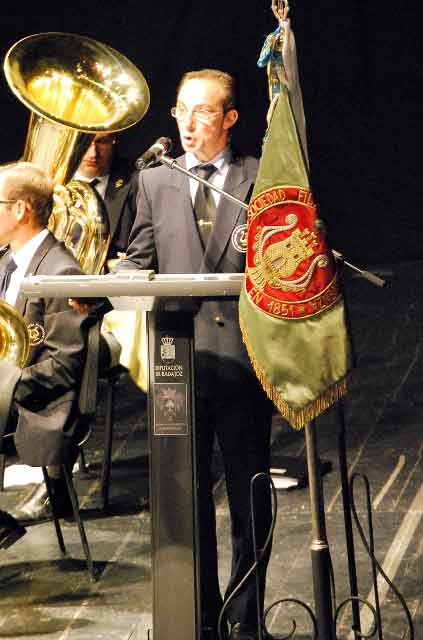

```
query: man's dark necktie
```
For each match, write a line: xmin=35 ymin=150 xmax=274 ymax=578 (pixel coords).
xmin=192 ymin=164 xmax=217 ymax=247
xmin=0 ymin=255 xmax=17 ymax=300
xmin=89 ymin=177 xmax=100 ymax=190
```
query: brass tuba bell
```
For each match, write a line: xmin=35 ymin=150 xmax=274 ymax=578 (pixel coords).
xmin=4 ymin=31 xmax=150 ymax=274
xmin=0 ymin=33 xmax=150 ymax=367
xmin=0 ymin=299 xmax=30 ymax=368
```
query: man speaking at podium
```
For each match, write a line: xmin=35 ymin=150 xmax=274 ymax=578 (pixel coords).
xmin=117 ymin=69 xmax=274 ymax=640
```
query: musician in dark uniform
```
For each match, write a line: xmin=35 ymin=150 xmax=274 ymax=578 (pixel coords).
xmin=73 ymin=132 xmax=138 ymax=265
xmin=0 ymin=162 xmax=92 ymax=532
xmin=116 ymin=69 xmax=274 ymax=640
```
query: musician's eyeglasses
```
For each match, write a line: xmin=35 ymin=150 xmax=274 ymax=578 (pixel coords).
xmin=89 ymin=136 xmax=116 ymax=147
xmin=171 ymin=106 xmax=225 ymax=124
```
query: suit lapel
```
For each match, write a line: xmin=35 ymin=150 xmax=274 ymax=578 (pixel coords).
xmin=201 ymin=156 xmax=250 ymax=273
xmin=15 ymin=233 xmax=56 ymax=315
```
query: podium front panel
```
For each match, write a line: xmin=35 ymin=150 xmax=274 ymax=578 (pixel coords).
xmin=148 ymin=310 xmax=200 ymax=640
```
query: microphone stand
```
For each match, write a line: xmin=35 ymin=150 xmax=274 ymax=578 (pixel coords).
xmin=160 ymin=154 xmax=387 ymax=288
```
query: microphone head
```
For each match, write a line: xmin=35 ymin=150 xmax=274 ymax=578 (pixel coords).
xmin=135 ymin=137 xmax=173 ymax=170
xmin=156 ymin=137 xmax=173 ymax=154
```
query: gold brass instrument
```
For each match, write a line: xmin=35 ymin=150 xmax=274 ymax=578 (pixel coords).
xmin=51 ymin=181 xmax=111 ymax=276
xmin=4 ymin=31 xmax=150 ymax=274
xmin=4 ymin=31 xmax=150 ymax=184
xmin=0 ymin=300 xmax=30 ymax=368
xmin=0 ymin=32 xmax=150 ymax=366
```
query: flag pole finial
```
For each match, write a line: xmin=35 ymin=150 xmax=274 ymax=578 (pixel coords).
xmin=272 ymin=0 xmax=289 ymax=22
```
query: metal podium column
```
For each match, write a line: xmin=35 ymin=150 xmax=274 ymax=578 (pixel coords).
xmin=147 ymin=309 xmax=201 ymax=640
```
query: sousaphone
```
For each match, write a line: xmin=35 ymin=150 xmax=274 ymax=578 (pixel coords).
xmin=0 ymin=32 xmax=150 ymax=365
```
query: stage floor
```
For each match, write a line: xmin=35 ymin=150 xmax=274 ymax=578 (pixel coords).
xmin=0 ymin=261 xmax=422 ymax=640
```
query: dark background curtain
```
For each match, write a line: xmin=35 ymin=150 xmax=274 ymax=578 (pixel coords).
xmin=0 ymin=1 xmax=421 ymax=264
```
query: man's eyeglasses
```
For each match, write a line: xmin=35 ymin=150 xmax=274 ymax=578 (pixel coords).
xmin=171 ymin=106 xmax=225 ymax=124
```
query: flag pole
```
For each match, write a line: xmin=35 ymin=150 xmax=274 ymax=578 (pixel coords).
xmin=305 ymin=420 xmax=336 ymax=639
xmin=269 ymin=4 xmax=336 ymax=636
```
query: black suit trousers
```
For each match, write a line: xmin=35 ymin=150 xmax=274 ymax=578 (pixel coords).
xmin=195 ymin=377 xmax=273 ymax=629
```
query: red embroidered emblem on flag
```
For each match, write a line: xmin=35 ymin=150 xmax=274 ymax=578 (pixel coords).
xmin=246 ymin=186 xmax=340 ymax=319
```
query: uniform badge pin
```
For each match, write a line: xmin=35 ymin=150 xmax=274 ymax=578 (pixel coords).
xmin=27 ymin=322 xmax=46 ymax=346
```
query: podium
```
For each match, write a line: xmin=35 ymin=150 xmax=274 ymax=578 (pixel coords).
xmin=21 ymin=271 xmax=244 ymax=640
xmin=148 ymin=307 xmax=199 ymax=640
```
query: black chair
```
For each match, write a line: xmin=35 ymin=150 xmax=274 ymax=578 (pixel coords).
xmin=0 ymin=320 xmax=100 ymax=582
xmin=98 ymin=361 xmax=127 ymax=511
xmin=78 ymin=329 xmax=126 ymax=511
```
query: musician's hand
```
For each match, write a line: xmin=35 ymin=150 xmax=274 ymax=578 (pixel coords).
xmin=68 ymin=298 xmax=104 ymax=315
xmin=106 ymin=252 xmax=126 ymax=272
xmin=68 ymin=298 xmax=93 ymax=315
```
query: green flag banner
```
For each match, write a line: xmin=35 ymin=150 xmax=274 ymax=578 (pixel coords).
xmin=239 ymin=18 xmax=353 ymax=429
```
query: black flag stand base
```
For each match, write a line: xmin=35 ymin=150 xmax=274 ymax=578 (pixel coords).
xmin=259 ymin=401 xmax=415 ymax=640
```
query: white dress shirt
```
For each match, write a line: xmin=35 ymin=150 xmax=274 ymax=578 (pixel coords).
xmin=73 ymin=172 xmax=109 ymax=199
xmin=5 ymin=228 xmax=49 ymax=306
xmin=185 ymin=146 xmax=232 ymax=208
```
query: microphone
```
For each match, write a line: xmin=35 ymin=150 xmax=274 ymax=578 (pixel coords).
xmin=135 ymin=137 xmax=173 ymax=170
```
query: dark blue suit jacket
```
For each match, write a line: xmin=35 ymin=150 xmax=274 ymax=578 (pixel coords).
xmin=118 ymin=151 xmax=260 ymax=399
xmin=0 ymin=232 xmax=90 ymax=465
xmin=103 ymin=156 xmax=138 ymax=262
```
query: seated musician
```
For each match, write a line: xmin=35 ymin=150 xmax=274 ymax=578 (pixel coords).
xmin=5 ymin=139 xmax=143 ymax=533
xmin=0 ymin=162 xmax=93 ymax=542
xmin=72 ymin=132 xmax=138 ymax=268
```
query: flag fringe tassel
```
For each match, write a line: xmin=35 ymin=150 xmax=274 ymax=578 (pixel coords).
xmin=240 ymin=318 xmax=350 ymax=430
